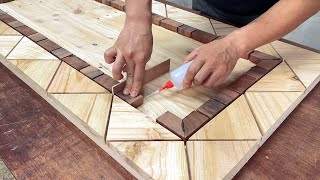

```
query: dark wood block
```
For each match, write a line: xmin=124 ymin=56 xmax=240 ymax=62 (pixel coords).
xmin=28 ymin=33 xmax=47 ymax=42
xmin=178 ymin=24 xmax=197 ymax=38
xmin=183 ymin=111 xmax=210 ymax=140
xmin=37 ymin=39 xmax=60 ymax=52
xmin=0 ymin=14 xmax=15 ymax=23
xmin=156 ymin=111 xmax=185 ymax=140
xmin=160 ymin=18 xmax=183 ymax=32
xmin=80 ymin=65 xmax=104 ymax=79
xmin=93 ymin=74 xmax=118 ymax=92
xmin=152 ymin=13 xmax=166 ymax=26
xmin=0 ymin=0 xmax=14 ymax=3
xmin=214 ymin=88 xmax=240 ymax=105
xmin=0 ymin=9 xmax=6 ymax=15
xmin=257 ymin=59 xmax=282 ymax=71
xmin=95 ymin=0 xmax=102 ymax=2
xmin=110 ymin=0 xmax=125 ymax=11
xmin=246 ymin=66 xmax=269 ymax=80
xmin=7 ymin=20 xmax=23 ymax=28
xmin=228 ymin=74 xmax=257 ymax=94
xmin=191 ymin=30 xmax=218 ymax=43
xmin=249 ymin=50 xmax=281 ymax=63
xmin=51 ymin=48 xmax=72 ymax=59
xmin=101 ymin=0 xmax=112 ymax=5
xmin=197 ymin=99 xmax=225 ymax=118
xmin=115 ymin=92 xmax=144 ymax=108
xmin=62 ymin=55 xmax=90 ymax=70
xmin=15 ymin=25 xmax=37 ymax=36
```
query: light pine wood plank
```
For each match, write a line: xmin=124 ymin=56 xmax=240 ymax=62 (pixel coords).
xmin=271 ymin=40 xmax=320 ymax=60
xmin=0 ymin=21 xmax=21 ymax=35
xmin=286 ymin=60 xmax=320 ymax=88
xmin=166 ymin=5 xmax=215 ymax=34
xmin=255 ymin=43 xmax=281 ymax=58
xmin=0 ymin=35 xmax=22 ymax=57
xmin=210 ymin=19 xmax=238 ymax=36
xmin=52 ymin=93 xmax=112 ymax=136
xmin=190 ymin=95 xmax=261 ymax=140
xmin=248 ymin=62 xmax=305 ymax=92
xmin=107 ymin=96 xmax=179 ymax=141
xmin=9 ymin=60 xmax=60 ymax=89
xmin=187 ymin=141 xmax=258 ymax=180
xmin=110 ymin=141 xmax=189 ymax=180
xmin=7 ymin=37 xmax=58 ymax=60
xmin=48 ymin=62 xmax=107 ymax=93
xmin=245 ymin=92 xmax=302 ymax=134
xmin=152 ymin=0 xmax=167 ymax=17
xmin=52 ymin=94 xmax=97 ymax=123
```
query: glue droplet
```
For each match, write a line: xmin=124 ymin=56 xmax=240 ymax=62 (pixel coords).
xmin=159 ymin=80 xmax=174 ymax=92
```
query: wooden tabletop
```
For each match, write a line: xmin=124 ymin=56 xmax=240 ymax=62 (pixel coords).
xmin=0 ymin=61 xmax=319 ymax=179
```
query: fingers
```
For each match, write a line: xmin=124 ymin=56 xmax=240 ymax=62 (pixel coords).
xmin=130 ymin=63 xmax=145 ymax=97
xmin=202 ymin=70 xmax=224 ymax=88
xmin=183 ymin=48 xmax=199 ymax=64
xmin=183 ymin=58 xmax=205 ymax=89
xmin=104 ymin=46 xmax=117 ymax=64
xmin=193 ymin=66 xmax=212 ymax=86
xmin=123 ymin=60 xmax=135 ymax=95
xmin=112 ymin=48 xmax=126 ymax=80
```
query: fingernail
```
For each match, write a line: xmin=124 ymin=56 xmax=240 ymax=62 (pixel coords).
xmin=123 ymin=88 xmax=130 ymax=95
xmin=184 ymin=83 xmax=191 ymax=89
xmin=130 ymin=90 xmax=137 ymax=97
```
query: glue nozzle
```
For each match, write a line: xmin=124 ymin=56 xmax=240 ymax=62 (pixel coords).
xmin=159 ymin=80 xmax=174 ymax=92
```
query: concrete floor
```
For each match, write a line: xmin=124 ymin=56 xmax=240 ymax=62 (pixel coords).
xmin=168 ymin=0 xmax=320 ymax=50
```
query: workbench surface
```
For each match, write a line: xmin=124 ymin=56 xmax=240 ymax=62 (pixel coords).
xmin=1 ymin=62 xmax=319 ymax=179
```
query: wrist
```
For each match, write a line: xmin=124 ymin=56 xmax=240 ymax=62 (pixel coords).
xmin=224 ymin=29 xmax=251 ymax=59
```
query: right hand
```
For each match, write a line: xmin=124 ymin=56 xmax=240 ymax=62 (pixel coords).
xmin=104 ymin=22 xmax=153 ymax=97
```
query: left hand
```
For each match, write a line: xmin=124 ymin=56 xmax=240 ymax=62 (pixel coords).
xmin=183 ymin=37 xmax=243 ymax=89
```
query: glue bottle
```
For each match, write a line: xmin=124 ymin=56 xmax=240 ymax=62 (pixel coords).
xmin=159 ymin=61 xmax=193 ymax=91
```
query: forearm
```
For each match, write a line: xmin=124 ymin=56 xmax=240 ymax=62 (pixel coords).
xmin=125 ymin=0 xmax=152 ymax=29
xmin=227 ymin=0 xmax=320 ymax=56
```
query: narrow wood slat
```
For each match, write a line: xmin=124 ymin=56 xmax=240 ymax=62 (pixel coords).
xmin=197 ymin=99 xmax=225 ymax=118
xmin=15 ymin=25 xmax=37 ymax=36
xmin=110 ymin=0 xmax=126 ymax=11
xmin=7 ymin=20 xmax=23 ymax=28
xmin=156 ymin=111 xmax=185 ymax=140
xmin=62 ymin=55 xmax=90 ymax=70
xmin=80 ymin=65 xmax=104 ymax=79
xmin=249 ymin=50 xmax=281 ymax=63
xmin=115 ymin=92 xmax=144 ymax=108
xmin=51 ymin=48 xmax=72 ymax=59
xmin=0 ymin=14 xmax=16 ymax=23
xmin=94 ymin=74 xmax=119 ymax=92
xmin=178 ymin=24 xmax=197 ymax=38
xmin=28 ymin=33 xmax=47 ymax=42
xmin=37 ymin=39 xmax=60 ymax=52
xmin=228 ymin=74 xmax=257 ymax=94
xmin=152 ymin=13 xmax=166 ymax=26
xmin=245 ymin=66 xmax=269 ymax=80
xmin=160 ymin=18 xmax=184 ymax=32
xmin=257 ymin=59 xmax=282 ymax=71
xmin=183 ymin=111 xmax=210 ymax=140
xmin=214 ymin=88 xmax=240 ymax=105
xmin=191 ymin=30 xmax=218 ymax=43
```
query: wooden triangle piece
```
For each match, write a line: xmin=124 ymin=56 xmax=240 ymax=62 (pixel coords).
xmin=106 ymin=96 xmax=180 ymax=141
xmin=0 ymin=21 xmax=21 ymax=35
xmin=52 ymin=93 xmax=112 ymax=136
xmin=109 ymin=141 xmax=189 ymax=180
xmin=48 ymin=62 xmax=107 ymax=93
xmin=187 ymin=141 xmax=258 ymax=180
xmin=7 ymin=37 xmax=58 ymax=60
xmin=248 ymin=62 xmax=305 ymax=92
xmin=190 ymin=95 xmax=261 ymax=140
xmin=0 ymin=35 xmax=22 ymax=57
xmin=245 ymin=91 xmax=302 ymax=135
xmin=9 ymin=60 xmax=60 ymax=89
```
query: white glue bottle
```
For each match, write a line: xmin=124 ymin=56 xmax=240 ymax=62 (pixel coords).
xmin=158 ymin=61 xmax=193 ymax=92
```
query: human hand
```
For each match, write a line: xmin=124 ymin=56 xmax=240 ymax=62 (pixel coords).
xmin=104 ymin=22 xmax=153 ymax=97
xmin=183 ymin=37 xmax=244 ymax=89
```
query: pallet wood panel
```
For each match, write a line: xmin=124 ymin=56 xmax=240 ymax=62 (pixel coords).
xmin=1 ymin=1 xmax=320 ymax=180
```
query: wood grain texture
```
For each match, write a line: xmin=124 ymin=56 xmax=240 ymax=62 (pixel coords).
xmin=166 ymin=5 xmax=215 ymax=34
xmin=187 ymin=141 xmax=258 ymax=180
xmin=51 ymin=48 xmax=72 ymax=59
xmin=178 ymin=24 xmax=196 ymax=38
xmin=236 ymin=83 xmax=320 ymax=179
xmin=0 ymin=63 xmax=134 ymax=179
xmin=255 ymin=43 xmax=281 ymax=58
xmin=52 ymin=93 xmax=112 ymax=136
xmin=37 ymin=38 xmax=60 ymax=52
xmin=110 ymin=141 xmax=189 ymax=180
xmin=106 ymin=96 xmax=179 ymax=141
xmin=245 ymin=92 xmax=302 ymax=135
xmin=0 ymin=14 xmax=15 ymax=23
xmin=48 ymin=62 xmax=107 ymax=93
xmin=0 ymin=35 xmax=21 ymax=57
xmin=190 ymin=95 xmax=262 ymax=140
xmin=7 ymin=20 xmax=23 ymax=28
xmin=248 ymin=62 xmax=306 ymax=92
xmin=197 ymin=99 xmax=225 ymax=118
xmin=80 ymin=65 xmax=104 ymax=79
xmin=94 ymin=74 xmax=118 ymax=92
xmin=286 ymin=60 xmax=320 ymax=88
xmin=228 ymin=74 xmax=257 ymax=94
xmin=191 ymin=29 xmax=217 ymax=44
xmin=61 ymin=55 xmax=89 ymax=70
xmin=9 ymin=59 xmax=60 ymax=89
xmin=7 ymin=37 xmax=57 ymax=60
xmin=160 ymin=18 xmax=183 ymax=32
xmin=156 ymin=111 xmax=185 ymax=140
xmin=152 ymin=13 xmax=166 ymax=25
xmin=28 ymin=33 xmax=46 ymax=42
xmin=14 ymin=25 xmax=37 ymax=36
xmin=0 ymin=20 xmax=20 ymax=35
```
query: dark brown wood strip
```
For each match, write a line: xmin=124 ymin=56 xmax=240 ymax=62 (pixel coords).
xmin=214 ymin=88 xmax=240 ymax=105
xmin=0 ymin=14 xmax=16 ymax=23
xmin=93 ymin=74 xmax=119 ymax=92
xmin=28 ymin=33 xmax=47 ymax=42
xmin=257 ymin=59 xmax=282 ymax=71
xmin=101 ymin=0 xmax=112 ymax=5
xmin=183 ymin=111 xmax=210 ymax=140
xmin=37 ymin=39 xmax=60 ymax=52
xmin=80 ymin=65 xmax=104 ymax=79
xmin=245 ymin=66 xmax=269 ymax=80
xmin=178 ymin=24 xmax=197 ymax=38
xmin=156 ymin=111 xmax=185 ymax=140
xmin=15 ymin=25 xmax=37 ymax=36
xmin=160 ymin=18 xmax=184 ymax=32
xmin=115 ymin=92 xmax=144 ymax=108
xmin=197 ymin=99 xmax=225 ymax=118
xmin=110 ymin=0 xmax=126 ymax=11
xmin=191 ymin=30 xmax=218 ymax=43
xmin=62 ymin=55 xmax=90 ymax=70
xmin=51 ymin=48 xmax=72 ymax=59
xmin=0 ymin=63 xmax=135 ymax=180
xmin=228 ymin=74 xmax=257 ymax=94
xmin=249 ymin=50 xmax=281 ymax=63
xmin=7 ymin=20 xmax=23 ymax=28
xmin=152 ymin=13 xmax=166 ymax=26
